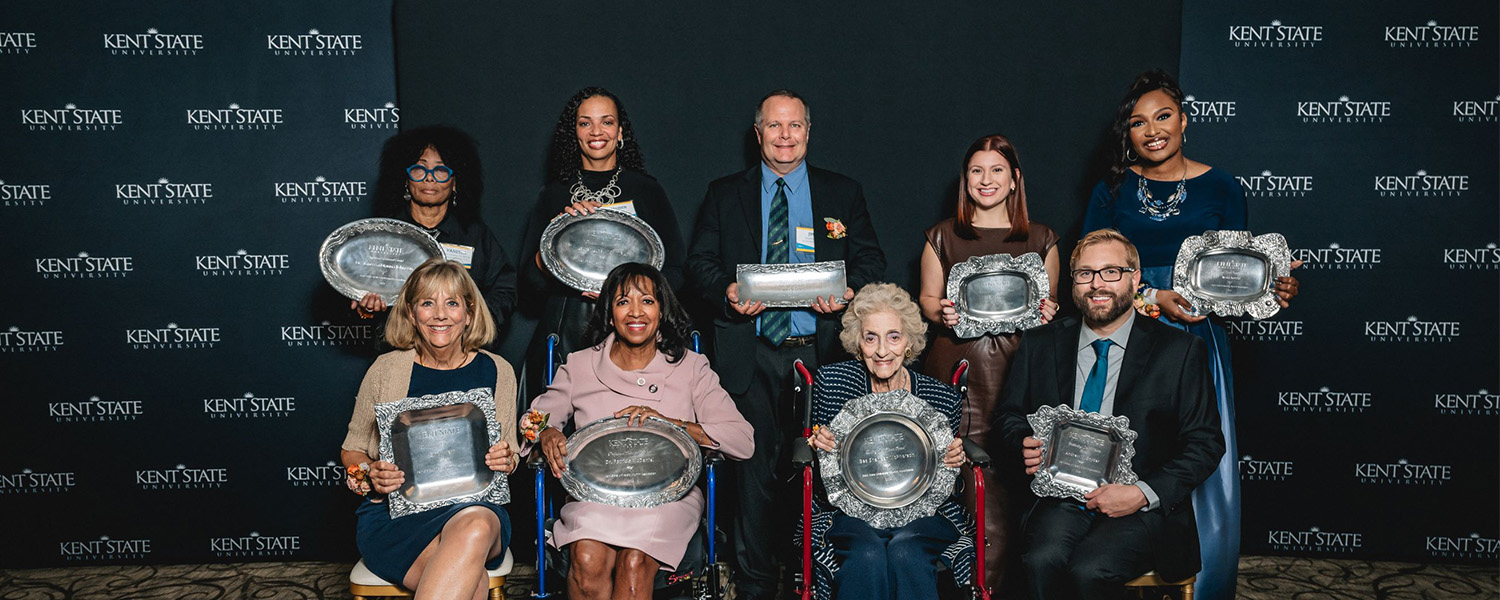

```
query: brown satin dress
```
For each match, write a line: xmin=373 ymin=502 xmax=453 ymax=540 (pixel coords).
xmin=923 ymin=218 xmax=1058 ymax=596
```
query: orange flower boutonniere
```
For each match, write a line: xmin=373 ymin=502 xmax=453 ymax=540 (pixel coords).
xmin=823 ymin=217 xmax=847 ymax=240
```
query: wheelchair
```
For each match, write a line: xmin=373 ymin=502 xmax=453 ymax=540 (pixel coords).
xmin=789 ymin=359 xmax=994 ymax=600
xmin=526 ymin=333 xmax=728 ymax=600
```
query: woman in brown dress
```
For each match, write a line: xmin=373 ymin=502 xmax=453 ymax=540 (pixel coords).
xmin=917 ymin=133 xmax=1060 ymax=595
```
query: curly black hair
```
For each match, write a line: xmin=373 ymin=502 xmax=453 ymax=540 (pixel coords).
xmin=1104 ymin=69 xmax=1187 ymax=198
xmin=546 ymin=87 xmax=647 ymax=184
xmin=581 ymin=263 xmax=693 ymax=364
xmin=372 ymin=125 xmax=484 ymax=224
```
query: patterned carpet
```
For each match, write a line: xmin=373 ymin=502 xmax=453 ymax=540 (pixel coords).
xmin=1 ymin=557 xmax=1495 ymax=599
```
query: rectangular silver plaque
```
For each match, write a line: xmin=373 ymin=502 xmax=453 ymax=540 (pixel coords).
xmin=539 ymin=210 xmax=666 ymax=293
xmin=1172 ymin=230 xmax=1292 ymax=320
xmin=736 ymin=260 xmax=847 ymax=308
xmin=1027 ymin=404 xmax=1138 ymax=502
xmin=376 ymin=388 xmax=509 ymax=518
xmin=945 ymin=252 xmax=1049 ymax=338
xmin=319 ymin=218 xmax=445 ymax=304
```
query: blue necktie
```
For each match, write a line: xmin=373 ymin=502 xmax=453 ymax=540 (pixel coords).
xmin=760 ymin=178 xmax=791 ymax=346
xmin=1079 ymin=339 xmax=1113 ymax=413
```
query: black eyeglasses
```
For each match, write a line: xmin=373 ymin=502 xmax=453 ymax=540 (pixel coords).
xmin=1071 ymin=266 xmax=1137 ymax=284
xmin=406 ymin=164 xmax=453 ymax=183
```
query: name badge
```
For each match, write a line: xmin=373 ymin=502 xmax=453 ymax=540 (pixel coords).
xmin=441 ymin=243 xmax=476 ymax=268
xmin=795 ymin=227 xmax=816 ymax=253
xmin=600 ymin=201 xmax=637 ymax=216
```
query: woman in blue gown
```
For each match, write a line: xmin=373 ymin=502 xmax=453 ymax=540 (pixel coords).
xmin=1082 ymin=70 xmax=1300 ymax=600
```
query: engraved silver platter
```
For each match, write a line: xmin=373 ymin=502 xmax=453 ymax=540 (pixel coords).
xmin=819 ymin=389 xmax=957 ymax=529
xmin=540 ymin=210 xmax=665 ymax=293
xmin=1172 ymin=230 xmax=1291 ymax=320
xmin=736 ymin=260 xmax=847 ymax=308
xmin=319 ymin=218 xmax=443 ymax=304
xmin=945 ymin=252 xmax=1049 ymax=338
xmin=560 ymin=416 xmax=702 ymax=509
xmin=1027 ymin=404 xmax=1138 ymax=502
xmin=376 ymin=387 xmax=509 ymax=519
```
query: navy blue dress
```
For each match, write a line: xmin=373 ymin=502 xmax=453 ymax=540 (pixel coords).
xmin=1084 ymin=168 xmax=1244 ymax=600
xmin=355 ymin=357 xmax=512 ymax=584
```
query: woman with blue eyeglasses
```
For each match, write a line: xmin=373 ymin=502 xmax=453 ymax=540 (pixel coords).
xmin=355 ymin=125 xmax=518 ymax=330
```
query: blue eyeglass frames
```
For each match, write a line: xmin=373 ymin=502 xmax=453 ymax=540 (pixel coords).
xmin=406 ymin=164 xmax=454 ymax=183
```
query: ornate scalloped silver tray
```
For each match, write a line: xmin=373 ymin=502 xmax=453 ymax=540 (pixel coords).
xmin=560 ymin=416 xmax=702 ymax=509
xmin=319 ymin=218 xmax=443 ymax=304
xmin=736 ymin=260 xmax=847 ymax=308
xmin=540 ymin=210 xmax=665 ymax=293
xmin=1172 ymin=230 xmax=1291 ymax=320
xmin=819 ymin=389 xmax=957 ymax=529
xmin=1027 ymin=404 xmax=1138 ymax=502
xmin=376 ymin=387 xmax=509 ymax=519
xmin=946 ymin=252 xmax=1049 ymax=338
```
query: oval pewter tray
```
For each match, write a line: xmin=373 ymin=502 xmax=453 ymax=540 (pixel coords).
xmin=540 ymin=210 xmax=665 ymax=293
xmin=319 ymin=218 xmax=443 ymax=303
xmin=818 ymin=389 xmax=957 ymax=529
xmin=945 ymin=252 xmax=1048 ymax=338
xmin=561 ymin=416 xmax=701 ymax=509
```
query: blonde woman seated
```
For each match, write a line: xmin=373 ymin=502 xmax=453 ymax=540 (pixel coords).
xmin=340 ymin=259 xmax=518 ymax=600
xmin=527 ymin=263 xmax=754 ymax=600
xmin=804 ymin=283 xmax=971 ymax=599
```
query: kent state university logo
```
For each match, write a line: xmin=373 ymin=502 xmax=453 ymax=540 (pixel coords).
xmin=1365 ymin=315 xmax=1460 ymax=343
xmin=1182 ymin=95 xmax=1236 ymax=123
xmin=0 ymin=31 xmax=36 ymax=54
xmin=1296 ymin=96 xmax=1391 ymax=123
xmin=196 ymin=249 xmax=290 ymax=276
xmin=186 ymin=103 xmax=283 ymax=131
xmin=103 ymin=27 xmax=203 ymax=55
xmin=346 ymin=102 xmax=400 ymax=129
xmin=1374 ymin=170 xmax=1469 ymax=198
xmin=1223 ymin=318 xmax=1303 ymax=342
xmin=126 ymin=323 xmax=222 ymax=350
xmin=0 ymin=325 xmax=63 ymax=352
xmin=1277 ymin=386 xmax=1371 ymax=414
xmin=21 ymin=103 xmax=122 ymax=131
xmin=1291 ymin=243 xmax=1382 ymax=270
xmin=1266 ymin=526 xmax=1363 ymax=554
xmin=1236 ymin=170 xmax=1312 ymax=198
xmin=267 ymin=28 xmax=363 ymax=56
xmin=1434 ymin=389 xmax=1498 ymax=416
xmin=59 ymin=535 xmax=152 ymax=561
xmin=210 ymin=531 xmax=302 ymax=558
xmin=1 ymin=178 xmax=52 ymax=207
xmin=48 ymin=395 xmax=144 ymax=423
xmin=204 ymin=392 xmax=297 ymax=419
xmin=1229 ymin=19 xmax=1323 ymax=48
xmin=1354 ymin=458 xmax=1452 ymax=486
xmin=1444 ymin=243 xmax=1499 ymax=270
xmin=136 ymin=463 xmax=229 ymax=490
xmin=286 ymin=461 xmax=346 ymax=487
xmin=1453 ymin=96 xmax=1499 ymax=122
xmin=1239 ymin=455 xmax=1293 ymax=482
xmin=274 ymin=175 xmax=368 ymax=204
xmin=0 ymin=468 xmax=76 ymax=494
xmin=1385 ymin=20 xmax=1480 ymax=48
xmin=35 ymin=251 xmax=134 ymax=279
xmin=281 ymin=320 xmax=376 ymax=347
xmin=1427 ymin=533 xmax=1499 ymax=560
xmin=117 ymin=177 xmax=213 ymax=206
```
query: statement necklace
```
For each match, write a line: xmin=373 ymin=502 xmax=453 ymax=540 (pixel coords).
xmin=1136 ymin=168 xmax=1187 ymax=222
xmin=569 ymin=167 xmax=623 ymax=205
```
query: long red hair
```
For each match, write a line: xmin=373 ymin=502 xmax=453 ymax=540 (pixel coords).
xmin=955 ymin=134 xmax=1031 ymax=242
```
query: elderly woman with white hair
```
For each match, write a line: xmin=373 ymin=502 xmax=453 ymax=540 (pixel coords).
xmin=803 ymin=283 xmax=972 ymax=600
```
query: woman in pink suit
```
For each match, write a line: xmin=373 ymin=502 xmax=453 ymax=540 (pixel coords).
xmin=527 ymin=262 xmax=754 ymax=600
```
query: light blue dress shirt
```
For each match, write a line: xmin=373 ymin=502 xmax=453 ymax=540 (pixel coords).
xmin=1074 ymin=315 xmax=1161 ymax=511
xmin=757 ymin=161 xmax=816 ymax=338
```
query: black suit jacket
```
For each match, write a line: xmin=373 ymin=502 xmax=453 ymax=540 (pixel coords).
xmin=995 ymin=314 xmax=1224 ymax=580
xmin=684 ymin=165 xmax=886 ymax=394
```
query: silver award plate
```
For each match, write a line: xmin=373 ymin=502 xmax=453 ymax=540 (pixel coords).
xmin=319 ymin=218 xmax=444 ymax=304
xmin=736 ymin=260 xmax=847 ymax=308
xmin=945 ymin=252 xmax=1049 ymax=338
xmin=819 ymin=389 xmax=957 ymax=529
xmin=376 ymin=388 xmax=509 ymax=519
xmin=1027 ymin=404 xmax=1138 ymax=502
xmin=539 ymin=210 xmax=666 ymax=293
xmin=1172 ymin=230 xmax=1292 ymax=320
xmin=560 ymin=416 xmax=702 ymax=509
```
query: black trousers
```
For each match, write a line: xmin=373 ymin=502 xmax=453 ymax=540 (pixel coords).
xmin=729 ymin=339 xmax=817 ymax=598
xmin=1019 ymin=499 xmax=1155 ymax=600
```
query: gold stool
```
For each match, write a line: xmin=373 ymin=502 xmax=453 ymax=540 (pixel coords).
xmin=349 ymin=551 xmax=513 ymax=600
xmin=1124 ymin=571 xmax=1195 ymax=600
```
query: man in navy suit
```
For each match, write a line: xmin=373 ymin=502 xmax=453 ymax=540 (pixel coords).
xmin=685 ymin=89 xmax=886 ymax=600
xmin=996 ymin=229 xmax=1224 ymax=600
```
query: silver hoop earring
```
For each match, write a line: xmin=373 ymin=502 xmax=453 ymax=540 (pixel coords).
xmin=1125 ymin=148 xmax=1139 ymax=162
xmin=617 ymin=139 xmax=624 ymax=149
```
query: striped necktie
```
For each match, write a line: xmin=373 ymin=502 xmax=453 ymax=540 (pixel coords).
xmin=761 ymin=178 xmax=791 ymax=346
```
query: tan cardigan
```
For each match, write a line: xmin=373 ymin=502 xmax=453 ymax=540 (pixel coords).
xmin=341 ymin=349 xmax=518 ymax=459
